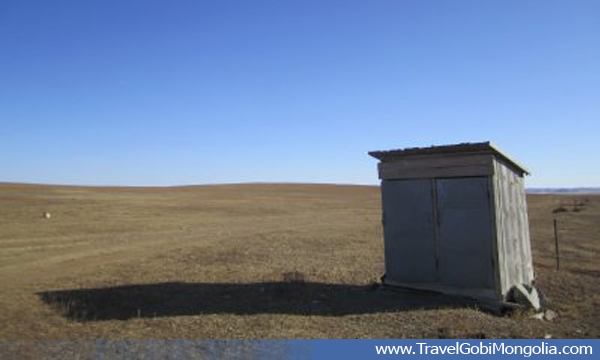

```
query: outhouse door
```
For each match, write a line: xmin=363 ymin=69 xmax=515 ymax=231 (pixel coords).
xmin=382 ymin=177 xmax=495 ymax=290
xmin=435 ymin=177 xmax=495 ymax=289
xmin=382 ymin=179 xmax=437 ymax=284
xmin=381 ymin=179 xmax=437 ymax=284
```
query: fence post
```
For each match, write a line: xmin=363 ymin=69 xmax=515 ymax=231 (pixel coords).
xmin=553 ymin=219 xmax=560 ymax=270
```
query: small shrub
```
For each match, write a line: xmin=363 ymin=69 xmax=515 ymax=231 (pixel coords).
xmin=552 ymin=206 xmax=568 ymax=214
xmin=282 ymin=271 xmax=307 ymax=283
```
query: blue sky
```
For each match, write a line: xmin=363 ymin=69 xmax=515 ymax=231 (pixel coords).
xmin=1 ymin=1 xmax=598 ymax=187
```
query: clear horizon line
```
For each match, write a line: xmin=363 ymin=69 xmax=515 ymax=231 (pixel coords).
xmin=0 ymin=181 xmax=379 ymax=188
xmin=1 ymin=181 xmax=598 ymax=190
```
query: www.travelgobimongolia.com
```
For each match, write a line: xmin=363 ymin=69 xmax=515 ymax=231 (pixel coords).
xmin=375 ymin=342 xmax=593 ymax=356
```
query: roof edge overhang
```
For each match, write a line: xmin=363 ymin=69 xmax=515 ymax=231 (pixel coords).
xmin=368 ymin=141 xmax=530 ymax=176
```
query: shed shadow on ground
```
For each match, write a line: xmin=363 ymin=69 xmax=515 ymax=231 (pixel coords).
xmin=38 ymin=281 xmax=492 ymax=322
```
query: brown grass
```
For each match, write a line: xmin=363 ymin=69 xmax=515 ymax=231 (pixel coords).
xmin=0 ymin=183 xmax=598 ymax=338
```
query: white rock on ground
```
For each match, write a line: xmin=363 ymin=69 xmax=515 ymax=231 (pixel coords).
xmin=544 ymin=309 xmax=558 ymax=321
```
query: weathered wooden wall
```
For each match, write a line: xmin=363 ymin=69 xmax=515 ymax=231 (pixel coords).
xmin=377 ymin=154 xmax=495 ymax=180
xmin=492 ymin=158 xmax=534 ymax=295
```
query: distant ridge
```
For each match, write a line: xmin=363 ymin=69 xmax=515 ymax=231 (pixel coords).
xmin=527 ymin=187 xmax=600 ymax=194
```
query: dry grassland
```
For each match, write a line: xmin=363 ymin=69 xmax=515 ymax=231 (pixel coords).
xmin=0 ymin=183 xmax=598 ymax=339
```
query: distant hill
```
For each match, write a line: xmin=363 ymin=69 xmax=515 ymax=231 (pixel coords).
xmin=527 ymin=187 xmax=600 ymax=194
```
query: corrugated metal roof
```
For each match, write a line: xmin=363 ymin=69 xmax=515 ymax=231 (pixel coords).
xmin=368 ymin=141 xmax=529 ymax=175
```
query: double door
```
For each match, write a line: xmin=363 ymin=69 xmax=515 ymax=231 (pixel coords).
xmin=381 ymin=177 xmax=495 ymax=290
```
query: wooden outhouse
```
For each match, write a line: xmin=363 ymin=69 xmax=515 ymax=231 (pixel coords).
xmin=369 ymin=142 xmax=534 ymax=300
